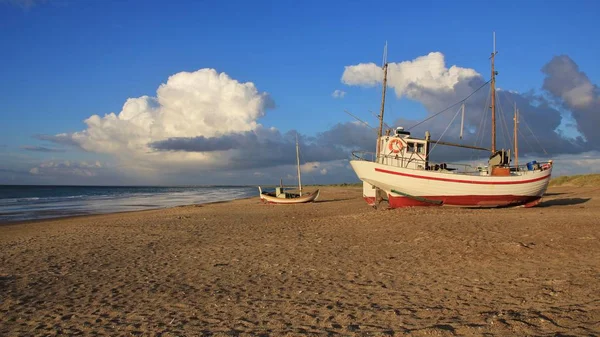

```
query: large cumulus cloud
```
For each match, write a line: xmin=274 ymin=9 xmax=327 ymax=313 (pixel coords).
xmin=38 ymin=68 xmax=278 ymax=175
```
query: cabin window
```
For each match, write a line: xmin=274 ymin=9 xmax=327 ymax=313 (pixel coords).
xmin=407 ymin=142 xmax=415 ymax=153
xmin=417 ymin=143 xmax=425 ymax=154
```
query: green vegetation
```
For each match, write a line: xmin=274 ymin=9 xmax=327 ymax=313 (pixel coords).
xmin=549 ymin=174 xmax=600 ymax=187
xmin=304 ymin=182 xmax=362 ymax=187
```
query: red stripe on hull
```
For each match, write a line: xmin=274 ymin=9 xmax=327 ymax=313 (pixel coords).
xmin=387 ymin=194 xmax=541 ymax=208
xmin=375 ymin=168 xmax=550 ymax=185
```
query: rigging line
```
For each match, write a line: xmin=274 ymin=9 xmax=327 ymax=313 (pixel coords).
xmin=471 ymin=90 xmax=490 ymax=160
xmin=474 ymin=91 xmax=490 ymax=147
xmin=344 ymin=110 xmax=377 ymax=132
xmin=496 ymin=92 xmax=513 ymax=151
xmin=297 ymin=145 xmax=318 ymax=185
xmin=408 ymin=79 xmax=491 ymax=131
xmin=521 ymin=116 xmax=549 ymax=155
xmin=498 ymin=83 xmax=547 ymax=155
xmin=498 ymin=90 xmax=517 ymax=150
xmin=428 ymin=105 xmax=463 ymax=155
xmin=517 ymin=127 xmax=535 ymax=153
xmin=369 ymin=110 xmax=392 ymax=131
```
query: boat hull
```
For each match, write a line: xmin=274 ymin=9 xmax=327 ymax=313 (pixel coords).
xmin=259 ymin=189 xmax=320 ymax=204
xmin=350 ymin=160 xmax=551 ymax=208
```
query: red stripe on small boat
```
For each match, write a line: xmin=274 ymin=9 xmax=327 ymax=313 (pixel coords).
xmin=375 ymin=168 xmax=550 ymax=185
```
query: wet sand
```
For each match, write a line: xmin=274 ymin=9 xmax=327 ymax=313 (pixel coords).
xmin=1 ymin=185 xmax=599 ymax=336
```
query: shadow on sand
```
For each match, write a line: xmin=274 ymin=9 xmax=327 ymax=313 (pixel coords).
xmin=315 ymin=198 xmax=355 ymax=203
xmin=543 ymin=192 xmax=567 ymax=197
xmin=539 ymin=197 xmax=591 ymax=207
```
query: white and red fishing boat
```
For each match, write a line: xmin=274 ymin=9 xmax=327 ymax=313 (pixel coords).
xmin=350 ymin=36 xmax=553 ymax=208
xmin=258 ymin=133 xmax=320 ymax=204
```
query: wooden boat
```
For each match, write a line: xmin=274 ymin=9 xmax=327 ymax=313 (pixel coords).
xmin=349 ymin=35 xmax=553 ymax=208
xmin=258 ymin=186 xmax=320 ymax=204
xmin=258 ymin=134 xmax=320 ymax=204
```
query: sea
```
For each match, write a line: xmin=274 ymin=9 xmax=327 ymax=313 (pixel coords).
xmin=0 ymin=185 xmax=260 ymax=223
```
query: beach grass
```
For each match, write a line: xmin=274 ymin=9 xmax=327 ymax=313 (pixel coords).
xmin=549 ymin=173 xmax=600 ymax=187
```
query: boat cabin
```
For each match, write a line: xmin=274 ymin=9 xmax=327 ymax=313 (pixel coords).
xmin=376 ymin=127 xmax=528 ymax=176
xmin=378 ymin=127 xmax=432 ymax=170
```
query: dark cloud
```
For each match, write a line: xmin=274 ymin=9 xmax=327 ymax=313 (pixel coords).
xmin=20 ymin=145 xmax=66 ymax=153
xmin=151 ymin=135 xmax=241 ymax=152
xmin=0 ymin=167 xmax=26 ymax=174
xmin=149 ymin=126 xmax=351 ymax=170
xmin=542 ymin=55 xmax=600 ymax=147
xmin=316 ymin=122 xmax=376 ymax=152
xmin=34 ymin=133 xmax=81 ymax=148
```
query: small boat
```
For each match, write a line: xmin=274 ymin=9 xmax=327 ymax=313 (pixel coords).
xmin=350 ymin=35 xmax=553 ymax=208
xmin=258 ymin=134 xmax=320 ymax=204
xmin=258 ymin=186 xmax=320 ymax=204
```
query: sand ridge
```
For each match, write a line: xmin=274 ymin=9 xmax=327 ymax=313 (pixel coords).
xmin=1 ymin=186 xmax=599 ymax=336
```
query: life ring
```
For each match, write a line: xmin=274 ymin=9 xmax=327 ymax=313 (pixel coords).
xmin=388 ymin=139 xmax=403 ymax=153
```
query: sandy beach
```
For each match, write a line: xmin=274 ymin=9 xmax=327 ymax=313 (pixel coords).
xmin=1 ymin=185 xmax=599 ymax=336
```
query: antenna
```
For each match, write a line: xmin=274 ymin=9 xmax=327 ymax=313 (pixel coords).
xmin=493 ymin=31 xmax=496 ymax=54
xmin=382 ymin=41 xmax=388 ymax=68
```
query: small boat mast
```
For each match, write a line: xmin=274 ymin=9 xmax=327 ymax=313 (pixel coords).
xmin=296 ymin=133 xmax=302 ymax=196
xmin=514 ymin=103 xmax=519 ymax=168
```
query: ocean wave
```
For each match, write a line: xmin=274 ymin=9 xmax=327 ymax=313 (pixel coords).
xmin=0 ymin=186 xmax=257 ymax=223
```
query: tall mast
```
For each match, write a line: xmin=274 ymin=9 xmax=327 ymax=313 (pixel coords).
xmin=376 ymin=42 xmax=388 ymax=160
xmin=296 ymin=133 xmax=302 ymax=196
xmin=514 ymin=103 xmax=519 ymax=168
xmin=490 ymin=32 xmax=498 ymax=153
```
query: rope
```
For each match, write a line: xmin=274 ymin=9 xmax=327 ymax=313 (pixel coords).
xmin=297 ymin=144 xmax=318 ymax=186
xmin=429 ymin=105 xmax=463 ymax=155
xmin=496 ymin=91 xmax=513 ymax=151
xmin=521 ymin=117 xmax=549 ymax=155
xmin=408 ymin=79 xmax=491 ymax=131
xmin=518 ymin=127 xmax=535 ymax=153
xmin=470 ymin=90 xmax=490 ymax=160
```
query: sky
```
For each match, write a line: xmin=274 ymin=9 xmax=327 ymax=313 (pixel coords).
xmin=1 ymin=0 xmax=599 ymax=185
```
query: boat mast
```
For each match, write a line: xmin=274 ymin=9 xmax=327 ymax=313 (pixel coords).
xmin=514 ymin=103 xmax=519 ymax=168
xmin=376 ymin=42 xmax=388 ymax=161
xmin=490 ymin=32 xmax=498 ymax=153
xmin=296 ymin=133 xmax=302 ymax=196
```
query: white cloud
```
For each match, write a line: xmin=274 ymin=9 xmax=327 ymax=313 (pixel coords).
xmin=300 ymin=161 xmax=322 ymax=173
xmin=49 ymin=68 xmax=273 ymax=176
xmin=332 ymin=89 xmax=346 ymax=98
xmin=563 ymin=82 xmax=594 ymax=109
xmin=342 ymin=52 xmax=479 ymax=99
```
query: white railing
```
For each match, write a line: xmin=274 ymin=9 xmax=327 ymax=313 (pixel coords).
xmin=351 ymin=151 xmax=553 ymax=175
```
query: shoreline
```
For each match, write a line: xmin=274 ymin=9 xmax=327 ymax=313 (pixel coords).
xmin=0 ymin=192 xmax=261 ymax=226
xmin=0 ymin=184 xmax=355 ymax=226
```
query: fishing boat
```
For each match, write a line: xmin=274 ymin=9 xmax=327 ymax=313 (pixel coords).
xmin=350 ymin=35 xmax=553 ymax=208
xmin=258 ymin=134 xmax=320 ymax=204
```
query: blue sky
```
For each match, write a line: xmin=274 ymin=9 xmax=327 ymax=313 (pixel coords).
xmin=1 ymin=0 xmax=599 ymax=185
